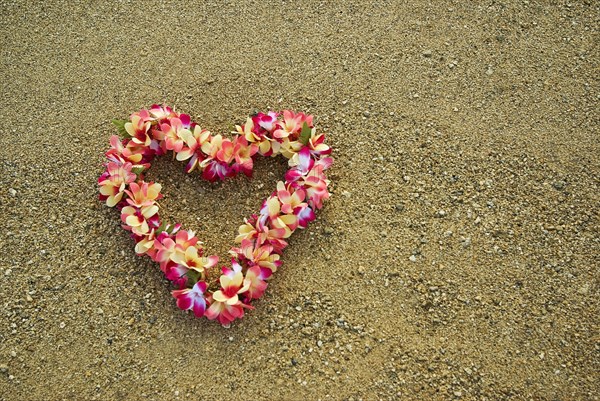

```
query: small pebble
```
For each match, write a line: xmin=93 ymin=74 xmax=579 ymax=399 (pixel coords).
xmin=409 ymin=255 xmax=417 ymax=262
xmin=577 ymin=284 xmax=590 ymax=295
xmin=553 ymin=180 xmax=566 ymax=190
xmin=8 ymin=188 xmax=17 ymax=196
xmin=461 ymin=237 xmax=472 ymax=248
xmin=422 ymin=49 xmax=432 ymax=57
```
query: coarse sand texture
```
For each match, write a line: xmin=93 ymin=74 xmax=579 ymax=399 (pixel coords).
xmin=0 ymin=1 xmax=598 ymax=400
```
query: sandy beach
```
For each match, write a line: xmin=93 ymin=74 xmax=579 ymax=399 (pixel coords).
xmin=1 ymin=1 xmax=598 ymax=400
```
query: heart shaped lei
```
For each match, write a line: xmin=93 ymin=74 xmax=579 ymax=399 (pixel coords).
xmin=98 ymin=105 xmax=332 ymax=326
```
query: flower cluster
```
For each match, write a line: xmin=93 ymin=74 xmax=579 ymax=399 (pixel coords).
xmin=99 ymin=105 xmax=332 ymax=326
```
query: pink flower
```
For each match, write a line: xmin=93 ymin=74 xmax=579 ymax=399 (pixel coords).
xmin=216 ymin=138 xmax=235 ymax=164
xmin=201 ymin=159 xmax=235 ymax=182
xmin=175 ymin=125 xmax=211 ymax=173
xmin=124 ymin=182 xmax=162 ymax=208
xmin=153 ymin=230 xmax=198 ymax=264
xmin=307 ymin=132 xmax=331 ymax=158
xmin=235 ymin=216 xmax=288 ymax=252
xmin=98 ymin=162 xmax=136 ymax=207
xmin=125 ymin=114 xmax=152 ymax=146
xmin=105 ymin=136 xmax=144 ymax=165
xmin=284 ymin=146 xmax=313 ymax=182
xmin=156 ymin=116 xmax=190 ymax=152
xmin=285 ymin=147 xmax=333 ymax=184
xmin=273 ymin=110 xmax=313 ymax=139
xmin=233 ymin=239 xmax=282 ymax=272
xmin=276 ymin=181 xmax=306 ymax=214
xmin=149 ymin=104 xmax=176 ymax=121
xmin=259 ymin=196 xmax=297 ymax=235
xmin=244 ymin=265 xmax=271 ymax=299
xmin=295 ymin=205 xmax=316 ymax=228
xmin=232 ymin=136 xmax=258 ymax=177
xmin=161 ymin=260 xmax=189 ymax=288
xmin=171 ymin=245 xmax=218 ymax=275
xmin=236 ymin=117 xmax=262 ymax=143
xmin=133 ymin=229 xmax=157 ymax=256
xmin=121 ymin=204 xmax=159 ymax=236
xmin=253 ymin=111 xmax=278 ymax=132
xmin=301 ymin=168 xmax=330 ymax=210
xmin=211 ymin=269 xmax=250 ymax=305
xmin=204 ymin=297 xmax=248 ymax=327
xmin=199 ymin=135 xmax=236 ymax=182
xmin=172 ymin=281 xmax=208 ymax=317
xmin=205 ymin=270 xmax=251 ymax=327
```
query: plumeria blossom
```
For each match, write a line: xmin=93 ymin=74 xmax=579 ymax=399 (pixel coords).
xmin=233 ymin=239 xmax=282 ymax=272
xmin=171 ymin=245 xmax=218 ymax=276
xmin=236 ymin=117 xmax=262 ymax=144
xmin=199 ymin=135 xmax=236 ymax=182
xmin=99 ymin=105 xmax=332 ymax=326
xmin=121 ymin=204 xmax=159 ymax=236
xmin=148 ymin=104 xmax=177 ymax=121
xmin=244 ymin=264 xmax=272 ymax=299
xmin=98 ymin=162 xmax=136 ymax=207
xmin=176 ymin=125 xmax=211 ymax=171
xmin=232 ymin=136 xmax=258 ymax=177
xmin=307 ymin=131 xmax=331 ymax=158
xmin=156 ymin=116 xmax=190 ymax=152
xmin=125 ymin=114 xmax=152 ymax=146
xmin=235 ymin=217 xmax=288 ymax=252
xmin=153 ymin=229 xmax=199 ymax=264
xmin=124 ymin=181 xmax=162 ymax=208
xmin=161 ymin=260 xmax=189 ymax=289
xmin=276 ymin=181 xmax=315 ymax=228
xmin=172 ymin=281 xmax=208 ymax=317
xmin=254 ymin=111 xmax=278 ymax=132
xmin=273 ymin=110 xmax=313 ymax=139
xmin=133 ymin=229 xmax=157 ymax=256
xmin=205 ymin=268 xmax=251 ymax=327
xmin=259 ymin=196 xmax=297 ymax=235
xmin=106 ymin=135 xmax=144 ymax=165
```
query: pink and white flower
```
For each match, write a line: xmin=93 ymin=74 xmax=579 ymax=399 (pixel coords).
xmin=98 ymin=162 xmax=136 ymax=207
xmin=244 ymin=265 xmax=272 ymax=299
xmin=121 ymin=204 xmax=159 ymax=236
xmin=253 ymin=111 xmax=278 ymax=132
xmin=172 ymin=281 xmax=208 ymax=317
xmin=171 ymin=245 xmax=218 ymax=275
xmin=153 ymin=230 xmax=199 ymax=264
xmin=125 ymin=114 xmax=152 ymax=146
xmin=273 ymin=110 xmax=313 ymax=139
xmin=176 ymin=125 xmax=211 ymax=173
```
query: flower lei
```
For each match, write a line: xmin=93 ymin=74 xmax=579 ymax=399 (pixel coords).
xmin=98 ymin=105 xmax=332 ymax=326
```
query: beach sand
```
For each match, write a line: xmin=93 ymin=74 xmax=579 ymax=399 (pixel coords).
xmin=1 ymin=1 xmax=598 ymax=400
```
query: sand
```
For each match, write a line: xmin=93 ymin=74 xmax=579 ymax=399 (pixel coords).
xmin=1 ymin=1 xmax=598 ymax=400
